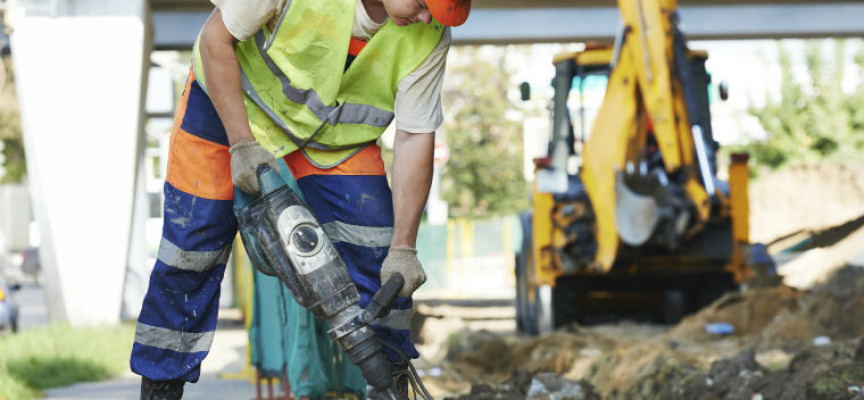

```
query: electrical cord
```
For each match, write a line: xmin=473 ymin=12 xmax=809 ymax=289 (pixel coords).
xmin=379 ymin=340 xmax=434 ymax=400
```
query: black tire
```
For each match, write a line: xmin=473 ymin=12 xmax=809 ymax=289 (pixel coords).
xmin=552 ymin=283 xmax=579 ymax=329
xmin=515 ymin=212 xmax=540 ymax=335
xmin=694 ymin=273 xmax=738 ymax=309
xmin=663 ymin=290 xmax=686 ymax=324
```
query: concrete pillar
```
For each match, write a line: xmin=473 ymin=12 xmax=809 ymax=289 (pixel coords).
xmin=9 ymin=0 xmax=151 ymax=326
xmin=0 ymin=184 xmax=31 ymax=252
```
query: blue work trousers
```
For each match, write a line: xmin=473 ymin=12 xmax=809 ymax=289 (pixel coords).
xmin=130 ymin=71 xmax=418 ymax=383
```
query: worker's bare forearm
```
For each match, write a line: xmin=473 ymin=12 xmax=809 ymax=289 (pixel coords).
xmin=200 ymin=8 xmax=255 ymax=146
xmin=390 ymin=130 xmax=435 ymax=249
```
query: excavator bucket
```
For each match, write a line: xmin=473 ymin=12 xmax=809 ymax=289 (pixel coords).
xmin=614 ymin=172 xmax=660 ymax=246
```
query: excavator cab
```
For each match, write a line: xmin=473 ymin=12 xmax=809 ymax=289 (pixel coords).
xmin=516 ymin=2 xmax=754 ymax=334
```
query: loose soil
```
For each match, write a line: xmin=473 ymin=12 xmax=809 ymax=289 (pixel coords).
xmin=413 ymin=162 xmax=864 ymax=400
xmin=418 ymin=266 xmax=864 ymax=400
xmin=750 ymin=162 xmax=864 ymax=245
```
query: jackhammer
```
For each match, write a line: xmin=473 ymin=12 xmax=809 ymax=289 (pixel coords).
xmin=234 ymin=165 xmax=429 ymax=400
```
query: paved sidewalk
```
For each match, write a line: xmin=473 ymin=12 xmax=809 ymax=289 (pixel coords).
xmin=43 ymin=315 xmax=271 ymax=400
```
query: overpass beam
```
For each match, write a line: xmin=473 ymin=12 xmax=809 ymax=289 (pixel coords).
xmin=453 ymin=2 xmax=864 ymax=44
xmin=151 ymin=3 xmax=864 ymax=49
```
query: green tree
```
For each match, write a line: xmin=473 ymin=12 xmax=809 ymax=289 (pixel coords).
xmin=438 ymin=45 xmax=529 ymax=218
xmin=748 ymin=39 xmax=864 ymax=169
xmin=0 ymin=55 xmax=27 ymax=183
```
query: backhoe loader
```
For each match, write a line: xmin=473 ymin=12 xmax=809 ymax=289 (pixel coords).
xmin=515 ymin=0 xmax=753 ymax=334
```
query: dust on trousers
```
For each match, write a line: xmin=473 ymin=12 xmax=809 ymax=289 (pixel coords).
xmin=130 ymin=71 xmax=418 ymax=383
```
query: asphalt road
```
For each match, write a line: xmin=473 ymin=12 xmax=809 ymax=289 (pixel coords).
xmin=16 ymin=281 xmax=50 ymax=331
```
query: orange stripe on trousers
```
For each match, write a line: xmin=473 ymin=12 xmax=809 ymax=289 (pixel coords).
xmin=165 ymin=69 xmax=233 ymax=201
xmin=166 ymin=128 xmax=233 ymax=201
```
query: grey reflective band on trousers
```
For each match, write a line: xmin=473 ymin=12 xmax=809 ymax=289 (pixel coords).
xmin=321 ymin=221 xmax=413 ymax=331
xmin=323 ymin=221 xmax=393 ymax=248
xmin=158 ymin=238 xmax=232 ymax=272
xmin=135 ymin=323 xmax=215 ymax=353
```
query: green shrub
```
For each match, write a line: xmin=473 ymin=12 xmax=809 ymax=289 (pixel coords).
xmin=0 ymin=323 xmax=135 ymax=400
xmin=748 ymin=39 xmax=864 ymax=171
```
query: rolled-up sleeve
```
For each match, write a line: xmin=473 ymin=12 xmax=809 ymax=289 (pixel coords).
xmin=394 ymin=28 xmax=451 ymax=134
xmin=210 ymin=0 xmax=283 ymax=41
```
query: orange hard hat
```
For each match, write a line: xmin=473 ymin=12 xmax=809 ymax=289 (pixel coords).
xmin=427 ymin=0 xmax=471 ymax=26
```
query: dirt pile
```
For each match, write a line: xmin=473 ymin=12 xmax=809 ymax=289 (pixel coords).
xmin=431 ymin=329 xmax=592 ymax=390
xmin=579 ymin=343 xmax=702 ymax=399
xmin=432 ymin=266 xmax=864 ymax=400
xmin=443 ymin=372 xmax=601 ymax=400
xmin=777 ymin=215 xmax=864 ymax=289
xmin=416 ymin=162 xmax=864 ymax=399
xmin=758 ymin=266 xmax=864 ymax=349
xmin=668 ymin=284 xmax=803 ymax=340
xmin=671 ymin=340 xmax=864 ymax=400
xmin=750 ymin=162 xmax=864 ymax=244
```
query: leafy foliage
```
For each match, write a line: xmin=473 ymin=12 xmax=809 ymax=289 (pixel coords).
xmin=0 ymin=323 xmax=135 ymax=400
xmin=747 ymin=40 xmax=864 ymax=169
xmin=0 ymin=55 xmax=26 ymax=183
xmin=438 ymin=46 xmax=529 ymax=218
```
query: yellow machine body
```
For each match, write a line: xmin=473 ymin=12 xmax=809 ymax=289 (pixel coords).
xmin=516 ymin=0 xmax=752 ymax=333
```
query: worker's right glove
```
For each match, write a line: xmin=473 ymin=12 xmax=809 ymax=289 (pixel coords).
xmin=229 ymin=141 xmax=279 ymax=195
xmin=381 ymin=247 xmax=426 ymax=298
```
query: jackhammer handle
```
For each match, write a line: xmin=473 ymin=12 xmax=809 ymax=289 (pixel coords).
xmin=366 ymin=274 xmax=405 ymax=320
xmin=232 ymin=165 xmax=281 ymax=211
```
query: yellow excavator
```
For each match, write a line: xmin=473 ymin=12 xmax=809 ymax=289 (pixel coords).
xmin=516 ymin=0 xmax=755 ymax=333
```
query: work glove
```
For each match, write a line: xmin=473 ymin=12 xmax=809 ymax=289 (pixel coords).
xmin=229 ymin=141 xmax=279 ymax=195
xmin=381 ymin=247 xmax=426 ymax=298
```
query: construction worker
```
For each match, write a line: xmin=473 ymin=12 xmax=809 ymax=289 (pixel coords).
xmin=131 ymin=0 xmax=470 ymax=399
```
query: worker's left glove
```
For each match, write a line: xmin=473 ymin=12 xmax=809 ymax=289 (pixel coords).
xmin=381 ymin=247 xmax=426 ymax=298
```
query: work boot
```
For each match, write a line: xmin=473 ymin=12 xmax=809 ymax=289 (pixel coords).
xmin=140 ymin=376 xmax=185 ymax=400
xmin=365 ymin=361 xmax=410 ymax=400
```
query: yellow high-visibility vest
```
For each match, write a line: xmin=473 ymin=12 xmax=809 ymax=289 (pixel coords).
xmin=194 ymin=0 xmax=444 ymax=167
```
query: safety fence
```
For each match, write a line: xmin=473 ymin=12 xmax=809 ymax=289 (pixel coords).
xmin=232 ymin=216 xmax=522 ymax=314
xmin=414 ymin=217 xmax=521 ymax=299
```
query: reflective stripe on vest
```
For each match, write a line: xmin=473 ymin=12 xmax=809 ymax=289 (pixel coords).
xmin=194 ymin=0 xmax=444 ymax=166
xmin=247 ymin=29 xmax=394 ymax=129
